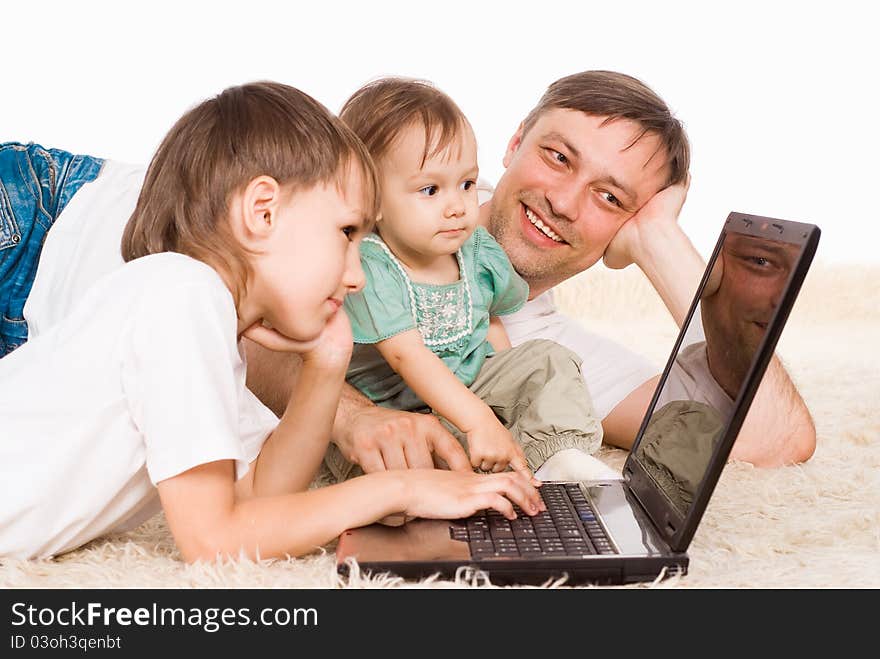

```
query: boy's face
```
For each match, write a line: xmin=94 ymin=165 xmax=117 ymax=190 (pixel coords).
xmin=376 ymin=122 xmax=480 ymax=265
xmin=488 ymin=109 xmax=670 ymax=296
xmin=258 ymin=169 xmax=369 ymax=342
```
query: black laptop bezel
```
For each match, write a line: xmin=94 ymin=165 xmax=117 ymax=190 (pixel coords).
xmin=622 ymin=212 xmax=820 ymax=553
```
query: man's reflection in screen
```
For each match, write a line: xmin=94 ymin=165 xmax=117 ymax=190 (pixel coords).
xmin=702 ymin=233 xmax=798 ymax=398
xmin=635 ymin=233 xmax=798 ymax=514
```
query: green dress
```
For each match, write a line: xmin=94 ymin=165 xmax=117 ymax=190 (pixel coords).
xmin=344 ymin=226 xmax=529 ymax=411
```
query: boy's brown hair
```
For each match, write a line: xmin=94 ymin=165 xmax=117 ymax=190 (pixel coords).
xmin=339 ymin=77 xmax=471 ymax=167
xmin=122 ymin=81 xmax=379 ymax=305
xmin=522 ymin=70 xmax=690 ymax=188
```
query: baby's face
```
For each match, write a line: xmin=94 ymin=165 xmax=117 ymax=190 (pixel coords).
xmin=376 ymin=122 xmax=480 ymax=261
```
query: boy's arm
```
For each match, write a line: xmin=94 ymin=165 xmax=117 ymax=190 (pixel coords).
xmin=487 ymin=316 xmax=512 ymax=351
xmin=243 ymin=338 xmax=474 ymax=475
xmin=237 ymin=310 xmax=351 ymax=498
xmin=602 ymin=181 xmax=816 ymax=465
xmin=157 ymin=460 xmax=544 ymax=563
xmin=243 ymin=358 xmax=347 ymax=497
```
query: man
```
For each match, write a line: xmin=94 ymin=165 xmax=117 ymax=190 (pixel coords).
xmin=0 ymin=71 xmax=815 ymax=476
xmin=246 ymin=71 xmax=816 ymax=475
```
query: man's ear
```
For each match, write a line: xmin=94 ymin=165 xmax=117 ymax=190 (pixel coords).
xmin=235 ymin=175 xmax=283 ymax=245
xmin=502 ymin=122 xmax=525 ymax=169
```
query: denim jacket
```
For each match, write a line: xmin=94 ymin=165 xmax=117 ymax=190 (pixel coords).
xmin=0 ymin=142 xmax=103 ymax=356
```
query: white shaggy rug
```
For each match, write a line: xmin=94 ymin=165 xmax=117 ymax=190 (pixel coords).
xmin=2 ymin=262 xmax=878 ymax=589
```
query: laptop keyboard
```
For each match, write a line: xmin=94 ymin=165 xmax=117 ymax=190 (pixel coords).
xmin=449 ymin=482 xmax=617 ymax=559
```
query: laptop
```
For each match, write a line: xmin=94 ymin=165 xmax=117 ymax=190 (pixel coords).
xmin=336 ymin=212 xmax=821 ymax=585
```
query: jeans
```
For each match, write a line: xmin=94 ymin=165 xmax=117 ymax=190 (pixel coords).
xmin=0 ymin=142 xmax=104 ymax=357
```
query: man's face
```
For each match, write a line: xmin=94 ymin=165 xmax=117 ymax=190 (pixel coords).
xmin=488 ymin=109 xmax=670 ymax=296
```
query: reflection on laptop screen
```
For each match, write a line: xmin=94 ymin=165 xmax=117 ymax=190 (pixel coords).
xmin=632 ymin=231 xmax=801 ymax=516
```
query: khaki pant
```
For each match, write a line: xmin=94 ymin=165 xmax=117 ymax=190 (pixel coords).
xmin=635 ymin=399 xmax=724 ymax=514
xmin=324 ymin=339 xmax=603 ymax=481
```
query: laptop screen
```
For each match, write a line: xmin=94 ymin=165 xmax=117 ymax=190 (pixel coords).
xmin=626 ymin=213 xmax=819 ymax=548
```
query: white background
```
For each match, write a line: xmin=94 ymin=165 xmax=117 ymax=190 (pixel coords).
xmin=3 ymin=0 xmax=877 ymax=264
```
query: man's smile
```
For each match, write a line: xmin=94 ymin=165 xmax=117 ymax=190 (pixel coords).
xmin=521 ymin=203 xmax=567 ymax=245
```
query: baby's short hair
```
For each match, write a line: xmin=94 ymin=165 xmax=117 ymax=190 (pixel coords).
xmin=340 ymin=77 xmax=472 ymax=167
xmin=122 ymin=81 xmax=379 ymax=304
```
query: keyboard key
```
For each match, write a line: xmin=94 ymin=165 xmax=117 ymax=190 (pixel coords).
xmin=470 ymin=541 xmax=495 ymax=557
xmin=535 ymin=528 xmax=560 ymax=539
xmin=490 ymin=529 xmax=514 ymax=540
xmin=450 ymin=528 xmax=469 ymax=541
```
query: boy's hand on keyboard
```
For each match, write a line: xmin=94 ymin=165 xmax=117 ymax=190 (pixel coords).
xmin=400 ymin=469 xmax=545 ymax=521
xmin=467 ymin=417 xmax=535 ymax=484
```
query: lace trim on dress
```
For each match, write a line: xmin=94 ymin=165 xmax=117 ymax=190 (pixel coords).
xmin=364 ymin=234 xmax=473 ymax=349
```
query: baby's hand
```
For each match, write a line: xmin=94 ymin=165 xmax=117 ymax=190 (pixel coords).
xmin=467 ymin=417 xmax=534 ymax=483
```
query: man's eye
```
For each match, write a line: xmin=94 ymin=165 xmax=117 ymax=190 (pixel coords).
xmin=601 ymin=191 xmax=622 ymax=208
xmin=342 ymin=226 xmax=356 ymax=239
xmin=747 ymin=256 xmax=770 ymax=267
xmin=419 ymin=185 xmax=438 ymax=196
xmin=461 ymin=180 xmax=476 ymax=191
xmin=547 ymin=149 xmax=568 ymax=165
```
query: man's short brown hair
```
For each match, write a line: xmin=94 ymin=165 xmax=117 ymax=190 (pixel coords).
xmin=340 ymin=77 xmax=471 ymax=167
xmin=522 ymin=71 xmax=690 ymax=187
xmin=122 ymin=81 xmax=379 ymax=304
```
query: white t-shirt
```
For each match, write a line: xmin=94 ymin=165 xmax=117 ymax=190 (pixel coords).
xmin=25 ymin=159 xmax=146 ymax=339
xmin=0 ymin=252 xmax=278 ymax=559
